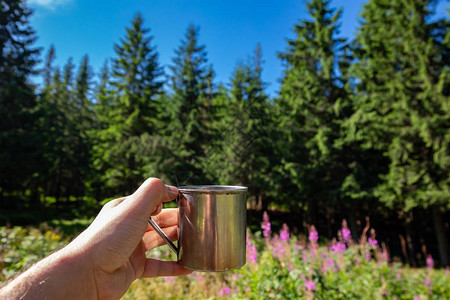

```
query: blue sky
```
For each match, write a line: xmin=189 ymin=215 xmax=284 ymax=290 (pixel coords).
xmin=27 ymin=0 xmax=447 ymax=97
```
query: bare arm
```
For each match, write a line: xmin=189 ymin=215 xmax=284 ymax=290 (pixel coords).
xmin=0 ymin=178 xmax=191 ymax=300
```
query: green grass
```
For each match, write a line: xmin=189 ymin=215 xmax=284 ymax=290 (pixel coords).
xmin=1 ymin=218 xmax=449 ymax=299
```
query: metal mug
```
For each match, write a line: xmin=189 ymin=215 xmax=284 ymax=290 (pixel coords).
xmin=148 ymin=185 xmax=247 ymax=271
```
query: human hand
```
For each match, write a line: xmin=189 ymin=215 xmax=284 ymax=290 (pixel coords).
xmin=66 ymin=178 xmax=192 ymax=299
xmin=0 ymin=178 xmax=192 ymax=300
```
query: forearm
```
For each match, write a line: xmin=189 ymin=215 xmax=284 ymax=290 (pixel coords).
xmin=0 ymin=247 xmax=96 ymax=299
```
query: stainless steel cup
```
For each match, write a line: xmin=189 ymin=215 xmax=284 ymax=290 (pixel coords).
xmin=148 ymin=185 xmax=247 ymax=271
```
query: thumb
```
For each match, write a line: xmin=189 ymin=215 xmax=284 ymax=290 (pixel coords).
xmin=125 ymin=178 xmax=178 ymax=220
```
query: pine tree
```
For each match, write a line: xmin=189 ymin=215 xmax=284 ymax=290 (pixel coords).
xmin=0 ymin=0 xmax=40 ymax=206
xmin=350 ymin=0 xmax=449 ymax=266
xmin=93 ymin=13 xmax=164 ymax=195
xmin=167 ymin=24 xmax=214 ymax=185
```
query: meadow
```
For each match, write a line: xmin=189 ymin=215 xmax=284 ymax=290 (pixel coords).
xmin=1 ymin=213 xmax=448 ymax=299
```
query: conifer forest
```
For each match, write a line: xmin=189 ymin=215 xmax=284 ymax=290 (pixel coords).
xmin=1 ymin=0 xmax=449 ymax=281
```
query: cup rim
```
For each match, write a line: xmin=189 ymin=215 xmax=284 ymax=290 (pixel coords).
xmin=177 ymin=185 xmax=247 ymax=194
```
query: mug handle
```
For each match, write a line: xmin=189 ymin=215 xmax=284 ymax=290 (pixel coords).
xmin=148 ymin=199 xmax=180 ymax=255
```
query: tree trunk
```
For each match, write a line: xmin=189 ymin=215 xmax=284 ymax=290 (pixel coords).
xmin=405 ymin=212 xmax=417 ymax=267
xmin=30 ymin=185 xmax=40 ymax=209
xmin=432 ymin=205 xmax=449 ymax=267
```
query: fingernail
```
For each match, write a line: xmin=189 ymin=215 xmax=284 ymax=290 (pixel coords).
xmin=166 ymin=185 xmax=179 ymax=198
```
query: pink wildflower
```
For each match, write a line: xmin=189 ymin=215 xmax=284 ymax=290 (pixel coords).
xmin=368 ymin=229 xmax=378 ymax=247
xmin=330 ymin=242 xmax=346 ymax=254
xmin=261 ymin=211 xmax=272 ymax=238
xmin=426 ymin=255 xmax=434 ymax=270
xmin=325 ymin=258 xmax=335 ymax=269
xmin=272 ymin=236 xmax=286 ymax=258
xmin=280 ymin=223 xmax=290 ymax=242
xmin=342 ymin=228 xmax=351 ymax=242
xmin=396 ymin=273 xmax=402 ymax=281
xmin=219 ymin=286 xmax=231 ymax=296
xmin=309 ymin=226 xmax=319 ymax=243
xmin=163 ymin=276 xmax=174 ymax=283
xmin=246 ymin=235 xmax=258 ymax=263
xmin=368 ymin=237 xmax=378 ymax=248
xmin=341 ymin=219 xmax=352 ymax=242
xmin=305 ymin=280 xmax=317 ymax=291
xmin=365 ymin=251 xmax=371 ymax=261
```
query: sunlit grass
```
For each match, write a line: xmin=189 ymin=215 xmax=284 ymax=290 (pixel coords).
xmin=1 ymin=215 xmax=449 ymax=299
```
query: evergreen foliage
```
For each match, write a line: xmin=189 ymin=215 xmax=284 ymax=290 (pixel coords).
xmin=92 ymin=13 xmax=164 ymax=195
xmin=206 ymin=44 xmax=271 ymax=204
xmin=0 ymin=0 xmax=40 ymax=203
xmin=349 ymin=0 xmax=450 ymax=265
xmin=167 ymin=25 xmax=214 ymax=185
xmin=0 ymin=0 xmax=448 ymax=266
xmin=276 ymin=0 xmax=355 ymax=223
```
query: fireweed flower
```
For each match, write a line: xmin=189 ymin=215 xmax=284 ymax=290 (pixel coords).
xmin=309 ymin=226 xmax=319 ymax=243
xmin=325 ymin=258 xmax=335 ymax=270
xmin=219 ymin=286 xmax=231 ymax=296
xmin=261 ymin=211 xmax=272 ymax=238
xmin=426 ymin=255 xmax=434 ymax=270
xmin=302 ymin=250 xmax=308 ymax=264
xmin=342 ymin=228 xmax=351 ymax=243
xmin=341 ymin=219 xmax=352 ymax=242
xmin=305 ymin=280 xmax=317 ymax=291
xmin=280 ymin=223 xmax=290 ymax=242
xmin=272 ymin=236 xmax=286 ymax=258
xmin=246 ymin=235 xmax=258 ymax=263
xmin=368 ymin=237 xmax=378 ymax=248
xmin=368 ymin=229 xmax=378 ymax=247
xmin=330 ymin=242 xmax=346 ymax=254
xmin=365 ymin=251 xmax=371 ymax=261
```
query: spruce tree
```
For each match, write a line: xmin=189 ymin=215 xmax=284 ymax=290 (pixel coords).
xmin=276 ymin=0 xmax=352 ymax=226
xmin=167 ymin=24 xmax=214 ymax=185
xmin=73 ymin=54 xmax=94 ymax=198
xmin=350 ymin=0 xmax=449 ymax=265
xmin=0 ymin=0 xmax=40 ymax=206
xmin=93 ymin=13 xmax=164 ymax=195
xmin=206 ymin=44 xmax=270 ymax=206
xmin=38 ymin=55 xmax=79 ymax=205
